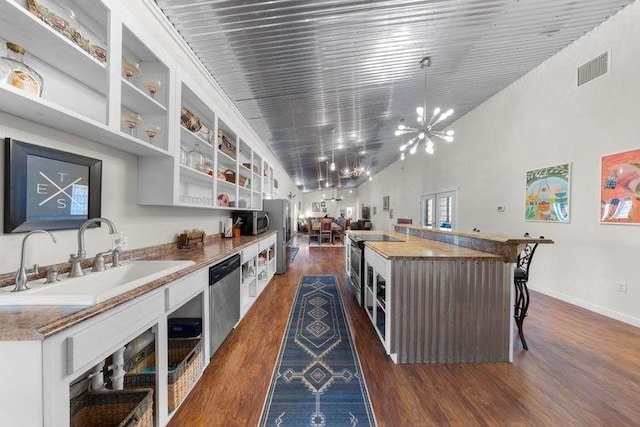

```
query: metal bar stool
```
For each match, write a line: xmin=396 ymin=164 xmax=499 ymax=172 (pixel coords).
xmin=513 ymin=234 xmax=541 ymax=350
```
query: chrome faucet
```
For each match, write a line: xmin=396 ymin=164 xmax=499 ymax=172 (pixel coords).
xmin=69 ymin=217 xmax=119 ymax=278
xmin=13 ymin=230 xmax=57 ymax=292
xmin=92 ymin=248 xmax=121 ymax=272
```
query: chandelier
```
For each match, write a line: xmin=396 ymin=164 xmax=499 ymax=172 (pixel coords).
xmin=340 ymin=150 xmax=370 ymax=180
xmin=395 ymin=56 xmax=455 ymax=160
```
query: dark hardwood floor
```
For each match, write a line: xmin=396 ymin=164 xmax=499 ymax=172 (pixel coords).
xmin=168 ymin=234 xmax=640 ymax=426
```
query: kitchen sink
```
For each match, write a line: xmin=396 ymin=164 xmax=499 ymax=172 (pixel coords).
xmin=0 ymin=260 xmax=195 ymax=306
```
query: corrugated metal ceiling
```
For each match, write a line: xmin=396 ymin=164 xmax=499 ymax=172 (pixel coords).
xmin=155 ymin=0 xmax=633 ymax=191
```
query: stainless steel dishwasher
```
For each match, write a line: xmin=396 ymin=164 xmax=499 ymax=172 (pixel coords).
xmin=209 ymin=254 xmax=241 ymax=356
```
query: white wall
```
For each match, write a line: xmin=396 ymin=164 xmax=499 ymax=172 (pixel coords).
xmin=0 ymin=1 xmax=299 ymax=275
xmin=300 ymin=188 xmax=359 ymax=221
xmin=358 ymin=1 xmax=640 ymax=325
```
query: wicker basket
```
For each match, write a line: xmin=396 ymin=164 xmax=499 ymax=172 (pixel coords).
xmin=124 ymin=338 xmax=203 ymax=412
xmin=223 ymin=169 xmax=236 ymax=184
xmin=218 ymin=130 xmax=236 ymax=159
xmin=70 ymin=389 xmax=153 ymax=427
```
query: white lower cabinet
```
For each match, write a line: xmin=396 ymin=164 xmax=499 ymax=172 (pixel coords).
xmin=41 ymin=267 xmax=208 ymax=427
xmin=240 ymin=234 xmax=277 ymax=318
xmin=2 ymin=236 xmax=277 ymax=426
xmin=364 ymin=248 xmax=396 ymax=362
xmin=240 ymin=243 xmax=259 ymax=318
xmin=259 ymin=234 xmax=277 ymax=293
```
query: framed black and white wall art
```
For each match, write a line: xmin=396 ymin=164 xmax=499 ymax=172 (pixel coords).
xmin=382 ymin=195 xmax=390 ymax=211
xmin=4 ymin=138 xmax=102 ymax=233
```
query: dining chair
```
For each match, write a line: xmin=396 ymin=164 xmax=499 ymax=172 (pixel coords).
xmin=319 ymin=219 xmax=333 ymax=245
xmin=307 ymin=218 xmax=318 ymax=244
xmin=333 ymin=226 xmax=344 ymax=245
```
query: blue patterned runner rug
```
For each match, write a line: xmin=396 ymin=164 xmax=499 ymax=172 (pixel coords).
xmin=259 ymin=275 xmax=376 ymax=426
xmin=290 ymin=246 xmax=299 ymax=263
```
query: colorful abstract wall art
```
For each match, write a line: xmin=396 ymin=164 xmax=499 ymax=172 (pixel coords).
xmin=525 ymin=163 xmax=571 ymax=222
xmin=601 ymin=149 xmax=640 ymax=224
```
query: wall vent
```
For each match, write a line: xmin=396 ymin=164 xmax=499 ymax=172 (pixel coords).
xmin=577 ymin=51 xmax=609 ymax=86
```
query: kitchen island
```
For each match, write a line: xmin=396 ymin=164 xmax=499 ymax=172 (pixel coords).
xmin=347 ymin=228 xmax=551 ymax=364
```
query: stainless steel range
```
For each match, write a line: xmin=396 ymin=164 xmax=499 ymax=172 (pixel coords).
xmin=349 ymin=234 xmax=405 ymax=306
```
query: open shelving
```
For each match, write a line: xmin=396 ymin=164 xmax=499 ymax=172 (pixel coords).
xmin=268 ymin=241 xmax=276 ymax=279
xmin=252 ymin=152 xmax=264 ymax=209
xmin=1 ymin=0 xmax=274 ymax=211
xmin=263 ymin=160 xmax=274 ymax=199
xmin=0 ymin=0 xmax=172 ymax=157
xmin=177 ymin=78 xmax=215 ymax=208
xmin=165 ymin=293 xmax=205 ymax=417
xmin=364 ymin=249 xmax=392 ymax=351
xmin=120 ymin=23 xmax=170 ymax=152
xmin=256 ymin=248 xmax=268 ymax=291
xmin=240 ymin=245 xmax=258 ymax=317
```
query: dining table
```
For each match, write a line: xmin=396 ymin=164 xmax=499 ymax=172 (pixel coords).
xmin=311 ymin=221 xmax=344 ymax=244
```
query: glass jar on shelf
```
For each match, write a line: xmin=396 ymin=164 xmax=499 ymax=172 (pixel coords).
xmin=188 ymin=142 xmax=205 ymax=172
xmin=180 ymin=146 xmax=189 ymax=166
xmin=0 ymin=42 xmax=43 ymax=97
xmin=204 ymin=161 xmax=213 ymax=176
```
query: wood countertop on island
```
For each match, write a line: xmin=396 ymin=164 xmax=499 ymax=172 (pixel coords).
xmin=347 ymin=228 xmax=552 ymax=262
xmin=361 ymin=232 xmax=502 ymax=260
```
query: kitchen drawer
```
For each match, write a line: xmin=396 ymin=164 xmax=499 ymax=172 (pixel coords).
xmin=366 ymin=248 xmax=389 ymax=276
xmin=242 ymin=243 xmax=259 ymax=261
xmin=259 ymin=234 xmax=276 ymax=251
xmin=165 ymin=269 xmax=207 ymax=312
xmin=66 ymin=292 xmax=163 ymax=374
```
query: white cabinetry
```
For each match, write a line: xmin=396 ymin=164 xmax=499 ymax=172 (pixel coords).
xmin=263 ymin=160 xmax=275 ymax=198
xmin=118 ymin=19 xmax=172 ymax=152
xmin=364 ymin=248 xmax=395 ymax=362
xmin=40 ymin=267 xmax=209 ymax=427
xmin=1 ymin=235 xmax=278 ymax=426
xmin=240 ymin=243 xmax=259 ymax=317
xmin=240 ymin=233 xmax=276 ymax=317
xmin=0 ymin=0 xmax=172 ymax=156
xmin=0 ymin=0 xmax=273 ymax=210
xmin=265 ymin=234 xmax=277 ymax=283
xmin=137 ymin=67 xmax=267 ymax=210
xmin=258 ymin=234 xmax=276 ymax=292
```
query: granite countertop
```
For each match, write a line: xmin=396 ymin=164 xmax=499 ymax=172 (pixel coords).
xmin=0 ymin=232 xmax=276 ymax=342
xmin=396 ymin=224 xmax=554 ymax=244
xmin=391 ymin=226 xmax=553 ymax=262
xmin=347 ymin=231 xmax=501 ymax=260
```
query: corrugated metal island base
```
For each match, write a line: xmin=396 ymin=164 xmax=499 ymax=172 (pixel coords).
xmin=350 ymin=227 xmax=552 ymax=364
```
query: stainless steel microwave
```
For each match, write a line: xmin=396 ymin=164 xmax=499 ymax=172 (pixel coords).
xmin=232 ymin=211 xmax=269 ymax=235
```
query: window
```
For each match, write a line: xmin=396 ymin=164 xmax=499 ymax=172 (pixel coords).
xmin=420 ymin=190 xmax=457 ymax=229
xmin=420 ymin=196 xmax=435 ymax=227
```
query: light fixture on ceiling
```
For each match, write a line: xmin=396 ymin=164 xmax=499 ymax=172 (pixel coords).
xmin=323 ymin=187 xmax=343 ymax=201
xmin=395 ymin=56 xmax=455 ymax=157
xmin=325 ymin=161 xmax=330 ymax=187
xmin=340 ymin=150 xmax=369 ymax=179
xmin=330 ymin=128 xmax=336 ymax=171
